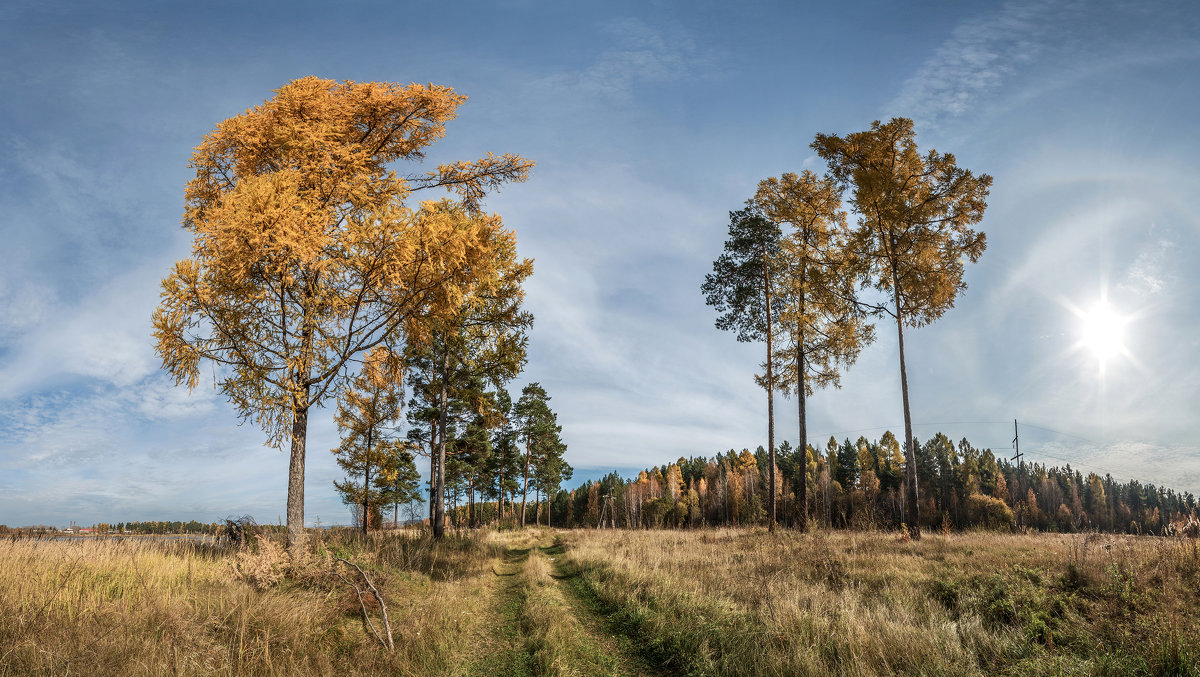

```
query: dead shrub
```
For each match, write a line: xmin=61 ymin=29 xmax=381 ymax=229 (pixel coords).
xmin=229 ymin=537 xmax=286 ymax=590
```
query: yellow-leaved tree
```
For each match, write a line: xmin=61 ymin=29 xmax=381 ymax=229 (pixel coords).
xmin=812 ymin=118 xmax=989 ymax=539
xmin=152 ymin=77 xmax=532 ymax=554
xmin=754 ymin=170 xmax=873 ymax=530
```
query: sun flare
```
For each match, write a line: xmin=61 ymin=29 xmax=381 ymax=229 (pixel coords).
xmin=1078 ymin=301 xmax=1126 ymax=362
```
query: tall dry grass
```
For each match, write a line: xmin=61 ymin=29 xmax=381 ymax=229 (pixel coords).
xmin=559 ymin=528 xmax=1200 ymax=676
xmin=0 ymin=530 xmax=503 ymax=676
xmin=4 ymin=528 xmax=1196 ymax=676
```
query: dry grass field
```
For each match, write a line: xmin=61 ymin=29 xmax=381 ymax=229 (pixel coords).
xmin=558 ymin=529 xmax=1200 ymax=676
xmin=1 ymin=528 xmax=1197 ymax=676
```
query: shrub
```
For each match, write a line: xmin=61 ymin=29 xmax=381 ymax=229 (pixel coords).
xmin=980 ymin=576 xmax=1017 ymax=628
xmin=929 ymin=576 xmax=961 ymax=614
xmin=230 ymin=537 xmax=286 ymax=589
xmin=967 ymin=494 xmax=1015 ymax=531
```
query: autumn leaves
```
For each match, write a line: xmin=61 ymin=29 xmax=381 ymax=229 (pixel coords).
xmin=152 ymin=76 xmax=990 ymax=555
xmin=705 ymin=118 xmax=992 ymax=538
xmin=153 ymin=77 xmax=534 ymax=551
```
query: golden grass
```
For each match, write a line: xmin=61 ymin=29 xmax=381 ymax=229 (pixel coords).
xmin=2 ymin=529 xmax=1196 ymax=676
xmin=558 ymin=529 xmax=1200 ymax=676
xmin=0 ymin=531 xmax=503 ymax=676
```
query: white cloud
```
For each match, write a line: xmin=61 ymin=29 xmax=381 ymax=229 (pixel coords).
xmin=134 ymin=375 xmax=218 ymax=421
xmin=528 ymin=17 xmax=710 ymax=101
xmin=1119 ymin=238 xmax=1171 ymax=296
xmin=0 ymin=277 xmax=51 ymax=340
xmin=889 ymin=1 xmax=1059 ymax=128
xmin=0 ymin=256 xmax=167 ymax=398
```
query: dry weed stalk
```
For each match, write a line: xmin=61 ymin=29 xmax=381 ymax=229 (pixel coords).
xmin=334 ymin=557 xmax=394 ymax=652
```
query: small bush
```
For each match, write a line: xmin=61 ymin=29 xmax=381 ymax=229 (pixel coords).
xmin=980 ymin=576 xmax=1017 ymax=628
xmin=1023 ymin=610 xmax=1055 ymax=647
xmin=967 ymin=494 xmax=1016 ymax=531
xmin=929 ymin=577 xmax=961 ymax=614
xmin=1061 ymin=562 xmax=1089 ymax=592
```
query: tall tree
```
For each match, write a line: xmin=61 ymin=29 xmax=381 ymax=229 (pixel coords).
xmin=375 ymin=443 xmax=421 ymax=528
xmin=813 ymin=117 xmax=990 ymax=538
xmin=513 ymin=382 xmax=566 ymax=527
xmin=702 ymin=207 xmax=783 ymax=531
xmin=485 ymin=389 xmax=523 ymax=524
xmin=424 ymin=241 xmax=532 ymax=538
xmin=532 ymin=432 xmax=572 ymax=527
xmin=152 ymin=77 xmax=532 ymax=554
xmin=331 ymin=347 xmax=405 ymax=533
xmin=754 ymin=171 xmax=873 ymax=530
xmin=456 ymin=412 xmax=494 ymax=527
xmin=404 ymin=341 xmax=450 ymax=523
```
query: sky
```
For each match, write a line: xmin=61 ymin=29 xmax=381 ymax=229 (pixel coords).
xmin=2 ymin=0 xmax=1198 ymax=527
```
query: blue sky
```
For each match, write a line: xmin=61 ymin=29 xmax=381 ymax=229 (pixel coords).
xmin=2 ymin=1 xmax=1198 ymax=526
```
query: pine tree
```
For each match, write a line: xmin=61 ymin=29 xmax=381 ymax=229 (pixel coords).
xmin=513 ymin=382 xmax=568 ymax=527
xmin=702 ymin=206 xmax=784 ymax=531
xmin=484 ymin=389 xmax=523 ymax=524
xmin=375 ymin=442 xmax=421 ymax=528
xmin=331 ymin=348 xmax=405 ymax=533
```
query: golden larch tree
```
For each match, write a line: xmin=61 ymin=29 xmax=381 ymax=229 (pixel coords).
xmin=812 ymin=117 xmax=990 ymax=539
xmin=754 ymin=170 xmax=873 ymax=531
xmin=152 ymin=77 xmax=532 ymax=554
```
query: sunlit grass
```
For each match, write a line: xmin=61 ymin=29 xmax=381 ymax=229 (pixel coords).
xmin=0 ymin=531 xmax=502 ymax=676
xmin=559 ymin=529 xmax=1200 ymax=676
xmin=2 ymin=529 xmax=1197 ymax=676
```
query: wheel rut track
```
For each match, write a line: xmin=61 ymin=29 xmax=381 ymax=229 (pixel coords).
xmin=464 ymin=532 xmax=664 ymax=676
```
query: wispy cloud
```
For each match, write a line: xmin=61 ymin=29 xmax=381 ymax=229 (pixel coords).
xmin=1119 ymin=238 xmax=1171 ymax=296
xmin=889 ymin=2 xmax=1072 ymax=128
xmin=0 ymin=258 xmax=168 ymax=398
xmin=529 ymin=17 xmax=711 ymax=101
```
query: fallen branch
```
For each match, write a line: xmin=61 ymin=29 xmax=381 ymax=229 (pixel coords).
xmin=334 ymin=557 xmax=394 ymax=652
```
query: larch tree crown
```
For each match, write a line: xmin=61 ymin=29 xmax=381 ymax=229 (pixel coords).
xmin=152 ymin=76 xmax=532 ymax=553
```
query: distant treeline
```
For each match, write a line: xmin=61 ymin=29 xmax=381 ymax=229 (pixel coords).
xmin=109 ymin=521 xmax=225 ymax=534
xmin=0 ymin=521 xmax=226 ymax=535
xmin=453 ymin=432 xmax=1196 ymax=534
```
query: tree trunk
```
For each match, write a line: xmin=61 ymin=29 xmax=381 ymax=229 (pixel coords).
xmin=362 ymin=426 xmax=373 ymax=535
xmin=468 ymin=474 xmax=475 ymax=528
xmin=797 ymin=340 xmax=808 ymax=532
xmin=520 ymin=438 xmax=531 ymax=527
xmin=762 ymin=247 xmax=776 ymax=533
xmin=434 ymin=352 xmax=449 ymax=539
xmin=497 ymin=466 xmax=504 ymax=525
xmin=286 ymin=398 xmax=309 ymax=556
xmin=429 ymin=420 xmax=437 ymax=524
xmin=893 ymin=286 xmax=920 ymax=540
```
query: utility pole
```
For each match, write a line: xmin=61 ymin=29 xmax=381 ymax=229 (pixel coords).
xmin=1011 ymin=419 xmax=1022 ymax=469
xmin=597 ymin=491 xmax=616 ymax=529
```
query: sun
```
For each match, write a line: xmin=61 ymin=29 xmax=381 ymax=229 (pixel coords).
xmin=1078 ymin=301 xmax=1126 ymax=363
